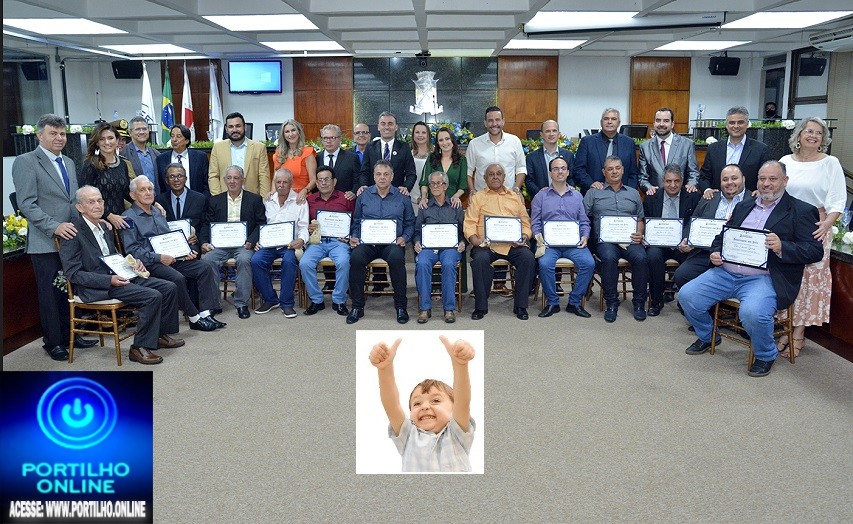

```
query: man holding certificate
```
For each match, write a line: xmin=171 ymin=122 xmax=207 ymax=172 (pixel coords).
xmin=347 ymin=160 xmax=415 ymax=324
xmin=200 ymin=166 xmax=267 ymax=319
xmin=583 ymin=155 xmax=649 ymax=322
xmin=678 ymin=161 xmax=823 ymax=377
xmin=413 ymin=171 xmax=466 ymax=323
xmin=530 ymin=157 xmax=595 ymax=318
xmin=64 ymin=186 xmax=183 ymax=365
xmin=155 ymin=163 xmax=207 ymax=254
xmin=464 ymin=163 xmax=535 ymax=320
xmin=251 ymin=168 xmax=309 ymax=318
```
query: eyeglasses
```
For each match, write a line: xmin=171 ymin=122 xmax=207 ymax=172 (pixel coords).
xmin=321 ymin=136 xmax=340 ymax=141
xmin=167 ymin=174 xmax=187 ymax=180
xmin=550 ymin=166 xmax=569 ymax=172
xmin=429 ymin=181 xmax=446 ymax=187
xmin=317 ymin=177 xmax=333 ymax=183
xmin=224 ymin=176 xmax=243 ymax=181
xmin=354 ymin=131 xmax=370 ymax=135
xmin=803 ymin=128 xmax=824 ymax=136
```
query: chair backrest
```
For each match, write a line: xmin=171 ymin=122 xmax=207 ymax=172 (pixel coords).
xmin=620 ymin=124 xmax=649 ymax=139
xmin=9 ymin=191 xmax=18 ymax=213
xmin=526 ymin=129 xmax=541 ymax=140
xmin=222 ymin=122 xmax=253 ymax=140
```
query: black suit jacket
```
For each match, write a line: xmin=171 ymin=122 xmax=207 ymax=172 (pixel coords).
xmin=200 ymin=191 xmax=266 ymax=247
xmin=643 ymin=187 xmax=700 ymax=221
xmin=58 ymin=213 xmax=123 ymax=303
xmin=710 ymin=191 xmax=822 ymax=309
xmin=524 ymin=147 xmax=574 ymax=195
xmin=156 ymin=148 xmax=210 ymax=196
xmin=358 ymin=140 xmax=417 ymax=190
xmin=698 ymin=137 xmax=770 ymax=192
xmin=683 ymin=191 xmax=755 ymax=257
xmin=317 ymin=149 xmax=360 ymax=194
xmin=155 ymin=188 xmax=208 ymax=252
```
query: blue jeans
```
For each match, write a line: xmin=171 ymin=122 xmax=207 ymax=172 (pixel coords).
xmin=679 ymin=266 xmax=778 ymax=361
xmin=415 ymin=248 xmax=462 ymax=311
xmin=250 ymin=247 xmax=298 ymax=308
xmin=538 ymin=246 xmax=595 ymax=307
xmin=299 ymin=239 xmax=351 ymax=305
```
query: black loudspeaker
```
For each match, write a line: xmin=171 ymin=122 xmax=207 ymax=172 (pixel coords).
xmin=799 ymin=57 xmax=827 ymax=76
xmin=111 ymin=61 xmax=143 ymax=79
xmin=21 ymin=62 xmax=47 ymax=81
xmin=708 ymin=57 xmax=741 ymax=76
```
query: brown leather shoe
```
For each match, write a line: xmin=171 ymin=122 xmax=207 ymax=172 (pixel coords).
xmin=129 ymin=345 xmax=163 ymax=365
xmin=417 ymin=310 xmax=431 ymax=324
xmin=157 ymin=334 xmax=185 ymax=349
xmin=444 ymin=310 xmax=456 ymax=323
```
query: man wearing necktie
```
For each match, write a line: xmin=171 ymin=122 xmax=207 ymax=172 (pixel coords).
xmin=154 ymin=163 xmax=207 ymax=254
xmin=638 ymin=108 xmax=700 ymax=196
xmin=316 ymin=124 xmax=360 ymax=200
xmin=357 ymin=112 xmax=416 ymax=196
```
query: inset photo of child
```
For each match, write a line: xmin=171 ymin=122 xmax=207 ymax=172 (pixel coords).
xmin=356 ymin=330 xmax=484 ymax=474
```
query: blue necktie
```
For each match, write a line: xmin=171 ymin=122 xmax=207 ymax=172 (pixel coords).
xmin=55 ymin=156 xmax=70 ymax=195
xmin=383 ymin=143 xmax=390 ymax=161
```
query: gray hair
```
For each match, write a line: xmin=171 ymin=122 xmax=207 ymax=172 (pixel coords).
xmin=663 ymin=163 xmax=683 ymax=180
xmin=129 ymin=175 xmax=154 ymax=192
xmin=601 ymin=108 xmax=621 ymax=120
xmin=75 ymin=185 xmax=101 ymax=201
xmin=726 ymin=106 xmax=749 ymax=118
xmin=788 ymin=117 xmax=832 ymax=152
xmin=165 ymin=163 xmax=186 ymax=176
xmin=760 ymin=159 xmax=787 ymax=176
xmin=129 ymin=116 xmax=149 ymax=127
xmin=378 ymin=111 xmax=397 ymax=123
xmin=273 ymin=168 xmax=294 ymax=182
xmin=603 ymin=155 xmax=622 ymax=166
xmin=37 ymin=114 xmax=66 ymax=131
xmin=321 ymin=124 xmax=341 ymax=137
xmin=225 ymin=165 xmax=245 ymax=179
xmin=428 ymin=171 xmax=449 ymax=186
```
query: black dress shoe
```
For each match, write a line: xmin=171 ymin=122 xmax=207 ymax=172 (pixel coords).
xmin=470 ymin=309 xmax=487 ymax=320
xmin=237 ymin=306 xmax=250 ymax=319
xmin=633 ymin=306 xmax=647 ymax=321
xmin=538 ymin=305 xmax=560 ymax=318
xmin=685 ymin=336 xmax=721 ymax=355
xmin=73 ymin=336 xmax=98 ymax=348
xmin=604 ymin=305 xmax=618 ymax=323
xmin=190 ymin=316 xmax=217 ymax=331
xmin=346 ymin=308 xmax=364 ymax=324
xmin=648 ymin=303 xmax=664 ymax=316
xmin=45 ymin=345 xmax=69 ymax=361
xmin=748 ymin=358 xmax=774 ymax=377
xmin=208 ymin=316 xmax=227 ymax=329
xmin=211 ymin=308 xmax=223 ymax=316
xmin=565 ymin=304 xmax=592 ymax=318
xmin=332 ymin=302 xmax=349 ymax=316
xmin=513 ymin=307 xmax=529 ymax=320
xmin=396 ymin=308 xmax=409 ymax=324
xmin=304 ymin=302 xmax=326 ymax=315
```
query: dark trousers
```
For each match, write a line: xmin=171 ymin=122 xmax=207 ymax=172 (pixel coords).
xmin=470 ymin=246 xmax=534 ymax=311
xmin=109 ymin=277 xmax=179 ymax=349
xmin=594 ymin=242 xmax=648 ymax=307
xmin=646 ymin=246 xmax=687 ymax=305
xmin=31 ymin=252 xmax=71 ymax=348
xmin=349 ymin=244 xmax=407 ymax=309
xmin=673 ymin=251 xmax=713 ymax=290
xmin=148 ymin=259 xmax=220 ymax=316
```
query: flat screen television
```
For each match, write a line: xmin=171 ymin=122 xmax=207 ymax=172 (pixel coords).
xmin=228 ymin=60 xmax=282 ymax=94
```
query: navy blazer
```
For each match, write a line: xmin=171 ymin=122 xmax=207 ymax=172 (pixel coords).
xmin=358 ymin=139 xmax=417 ymax=191
xmin=698 ymin=137 xmax=770 ymax=192
xmin=317 ymin=148 xmax=361 ymax=195
xmin=124 ymin=142 xmax=162 ymax=194
xmin=573 ymin=132 xmax=639 ymax=193
xmin=524 ymin=147 xmax=574 ymax=195
xmin=710 ymin=191 xmax=822 ymax=309
xmin=200 ymin=190 xmax=266 ymax=247
xmin=155 ymin=148 xmax=209 ymax=197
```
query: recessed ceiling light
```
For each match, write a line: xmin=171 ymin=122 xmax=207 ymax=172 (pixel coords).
xmin=101 ymin=44 xmax=196 ymax=54
xmin=655 ymin=41 xmax=750 ymax=51
xmin=261 ymin=41 xmax=345 ymax=51
xmin=505 ymin=39 xmax=586 ymax=50
xmin=722 ymin=11 xmax=852 ymax=29
xmin=3 ymin=18 xmax=125 ymax=35
xmin=204 ymin=15 xmax=318 ymax=31
xmin=525 ymin=12 xmax=638 ymax=32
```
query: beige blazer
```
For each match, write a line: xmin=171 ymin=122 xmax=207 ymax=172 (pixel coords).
xmin=208 ymin=139 xmax=270 ymax=196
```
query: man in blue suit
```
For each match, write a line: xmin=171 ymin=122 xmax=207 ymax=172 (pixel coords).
xmin=156 ymin=124 xmax=209 ymax=196
xmin=573 ymin=108 xmax=639 ymax=193
xmin=525 ymin=119 xmax=574 ymax=195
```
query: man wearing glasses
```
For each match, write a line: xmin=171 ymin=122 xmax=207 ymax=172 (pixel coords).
xmin=125 ymin=116 xmax=162 ymax=194
xmin=155 ymin=163 xmax=207 ymax=253
xmin=317 ymin=124 xmax=360 ymax=200
xmin=352 ymin=123 xmax=371 ymax=165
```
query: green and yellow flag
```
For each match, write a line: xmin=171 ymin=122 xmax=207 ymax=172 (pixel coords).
xmin=161 ymin=65 xmax=174 ymax=144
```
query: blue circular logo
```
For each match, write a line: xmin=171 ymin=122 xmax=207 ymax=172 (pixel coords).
xmin=37 ymin=378 xmax=118 ymax=449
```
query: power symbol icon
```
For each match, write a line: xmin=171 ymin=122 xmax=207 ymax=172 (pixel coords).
xmin=37 ymin=377 xmax=118 ymax=449
xmin=61 ymin=398 xmax=95 ymax=428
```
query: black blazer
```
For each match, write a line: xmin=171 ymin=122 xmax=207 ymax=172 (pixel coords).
xmin=317 ymin=149 xmax=361 ymax=195
xmin=643 ymin=187 xmax=700 ymax=220
xmin=698 ymin=138 xmax=770 ymax=192
xmin=155 ymin=188 xmax=208 ymax=251
xmin=683 ymin=192 xmax=755 ymax=255
xmin=525 ymin=147 xmax=574 ymax=195
xmin=58 ymin=213 xmax=121 ymax=303
xmin=199 ymin=191 xmax=266 ymax=247
xmin=710 ymin=191 xmax=822 ymax=309
xmin=358 ymin=140 xmax=416 ymax=190
xmin=155 ymin=148 xmax=210 ymax=197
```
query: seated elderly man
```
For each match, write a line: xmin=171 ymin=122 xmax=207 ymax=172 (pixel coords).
xmin=678 ymin=161 xmax=823 ymax=377
xmin=531 ymin=157 xmax=595 ymax=318
xmin=200 ymin=165 xmax=267 ymax=319
xmin=63 ymin=186 xmax=182 ymax=365
xmin=252 ymin=168 xmax=309 ymax=318
xmin=413 ymin=171 xmax=465 ymax=324
xmin=121 ymin=175 xmax=224 ymax=332
xmin=299 ymin=165 xmax=354 ymax=316
xmin=464 ymin=163 xmax=535 ymax=320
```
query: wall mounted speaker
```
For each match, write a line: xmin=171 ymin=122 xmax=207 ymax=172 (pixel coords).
xmin=708 ymin=57 xmax=741 ymax=76
xmin=21 ymin=62 xmax=48 ymax=81
xmin=111 ymin=61 xmax=143 ymax=79
xmin=799 ymin=57 xmax=827 ymax=76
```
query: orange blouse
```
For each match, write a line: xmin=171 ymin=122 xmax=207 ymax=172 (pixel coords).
xmin=273 ymin=146 xmax=316 ymax=193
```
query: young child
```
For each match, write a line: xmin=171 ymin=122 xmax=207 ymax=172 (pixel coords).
xmin=369 ymin=335 xmax=476 ymax=472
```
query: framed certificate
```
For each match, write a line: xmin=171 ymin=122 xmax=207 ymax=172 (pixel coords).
xmin=598 ymin=215 xmax=637 ymax=244
xmin=421 ymin=223 xmax=459 ymax=249
xmin=100 ymin=254 xmax=137 ymax=280
xmin=149 ymin=230 xmax=192 ymax=258
xmin=317 ymin=211 xmax=352 ymax=238
xmin=167 ymin=219 xmax=191 ymax=239
xmin=644 ymin=218 xmax=683 ymax=247
xmin=210 ymin=222 xmax=247 ymax=248
xmin=259 ymin=222 xmax=295 ymax=248
xmin=484 ymin=216 xmax=522 ymax=243
xmin=542 ymin=220 xmax=580 ymax=247
xmin=687 ymin=218 xmax=726 ymax=248
xmin=720 ymin=225 xmax=769 ymax=269
xmin=360 ymin=219 xmax=397 ymax=244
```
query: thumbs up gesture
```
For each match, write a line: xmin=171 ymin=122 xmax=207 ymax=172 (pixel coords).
xmin=369 ymin=338 xmax=402 ymax=370
xmin=439 ymin=335 xmax=475 ymax=366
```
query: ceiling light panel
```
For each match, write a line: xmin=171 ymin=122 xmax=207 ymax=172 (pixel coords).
xmin=204 ymin=14 xmax=318 ymax=31
xmin=722 ymin=11 xmax=852 ymax=29
xmin=101 ymin=44 xmax=196 ymax=54
xmin=655 ymin=40 xmax=750 ymax=51
xmin=3 ymin=18 xmax=126 ymax=35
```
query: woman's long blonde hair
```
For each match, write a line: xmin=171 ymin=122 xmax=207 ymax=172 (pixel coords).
xmin=275 ymin=119 xmax=306 ymax=164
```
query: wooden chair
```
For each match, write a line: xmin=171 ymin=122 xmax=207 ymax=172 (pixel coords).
xmin=649 ymin=258 xmax=680 ymax=306
xmin=710 ymin=299 xmax=796 ymax=366
xmin=424 ymin=261 xmax=463 ymax=312
xmin=537 ymin=258 xmax=592 ymax=309
xmin=300 ymin=257 xmax=338 ymax=306
xmin=593 ymin=257 xmax=632 ymax=311
xmin=365 ymin=259 xmax=393 ymax=296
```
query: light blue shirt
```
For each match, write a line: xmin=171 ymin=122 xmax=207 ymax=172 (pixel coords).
xmin=714 ymin=188 xmax=747 ymax=219
xmin=390 ymin=417 xmax=475 ymax=472
xmin=726 ymin=136 xmax=747 ymax=164
xmin=170 ymin=188 xmax=187 ymax=219
xmin=230 ymin=139 xmax=248 ymax=169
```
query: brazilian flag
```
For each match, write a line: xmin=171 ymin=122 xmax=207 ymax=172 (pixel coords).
xmin=161 ymin=65 xmax=174 ymax=144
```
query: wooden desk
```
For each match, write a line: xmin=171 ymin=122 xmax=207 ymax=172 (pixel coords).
xmin=2 ymin=249 xmax=42 ymax=354
xmin=808 ymin=243 xmax=853 ymax=362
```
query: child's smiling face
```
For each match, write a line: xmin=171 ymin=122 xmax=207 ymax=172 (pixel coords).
xmin=409 ymin=386 xmax=453 ymax=434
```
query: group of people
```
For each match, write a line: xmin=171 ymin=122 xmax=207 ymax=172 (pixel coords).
xmin=12 ymin=103 xmax=845 ymax=376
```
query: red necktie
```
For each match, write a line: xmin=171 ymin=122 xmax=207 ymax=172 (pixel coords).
xmin=659 ymin=140 xmax=666 ymax=165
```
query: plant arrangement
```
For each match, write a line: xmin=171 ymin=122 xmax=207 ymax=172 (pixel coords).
xmin=16 ymin=124 xmax=94 ymax=135
xmin=3 ymin=213 xmax=27 ymax=251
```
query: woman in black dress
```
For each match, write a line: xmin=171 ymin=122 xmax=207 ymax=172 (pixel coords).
xmin=79 ymin=122 xmax=136 ymax=229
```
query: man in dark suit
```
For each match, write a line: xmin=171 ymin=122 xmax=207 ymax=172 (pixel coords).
xmin=317 ymin=124 xmax=360 ymax=200
xmin=11 ymin=113 xmax=97 ymax=361
xmin=60 ymin=186 xmax=183 ymax=365
xmin=155 ymin=163 xmax=207 ymax=253
xmin=525 ymin=119 xmax=574 ymax=195
xmin=698 ymin=106 xmax=770 ymax=194
xmin=573 ymin=108 xmax=639 ymax=193
xmin=125 ymin=116 xmax=162 ymax=194
xmin=638 ymin=107 xmax=700 ymax=194
xmin=156 ymin=124 xmax=209 ymax=196
xmin=357 ymin=111 xmax=416 ymax=194
xmin=679 ymin=160 xmax=823 ymax=377
xmin=642 ymin=164 xmax=700 ymax=316
xmin=200 ymin=165 xmax=267 ymax=319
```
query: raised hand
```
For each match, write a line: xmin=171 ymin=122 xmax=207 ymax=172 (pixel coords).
xmin=369 ymin=338 xmax=402 ymax=370
xmin=439 ymin=335 xmax=475 ymax=365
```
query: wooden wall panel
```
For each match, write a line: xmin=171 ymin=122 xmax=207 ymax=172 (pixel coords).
xmin=293 ymin=58 xmax=353 ymax=140
xmin=630 ymin=57 xmax=691 ymax=134
xmin=161 ymin=60 xmax=221 ymax=141
xmin=498 ymin=56 xmax=558 ymax=139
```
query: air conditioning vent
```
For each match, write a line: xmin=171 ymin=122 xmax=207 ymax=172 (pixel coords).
xmin=809 ymin=26 xmax=853 ymax=52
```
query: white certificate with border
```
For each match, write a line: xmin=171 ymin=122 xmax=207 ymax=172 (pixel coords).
xmin=100 ymin=254 xmax=137 ymax=280
xmin=720 ymin=225 xmax=769 ymax=269
xmin=484 ymin=216 xmax=522 ymax=243
xmin=149 ymin=230 xmax=192 ymax=258
xmin=598 ymin=215 xmax=637 ymax=244
xmin=421 ymin=223 xmax=459 ymax=249
xmin=167 ymin=219 xmax=192 ymax=239
xmin=688 ymin=218 xmax=726 ymax=248
xmin=543 ymin=220 xmax=581 ymax=247
xmin=360 ymin=219 xmax=397 ymax=244
xmin=210 ymin=222 xmax=247 ymax=248
xmin=259 ymin=222 xmax=295 ymax=248
xmin=317 ymin=211 xmax=351 ymax=238
xmin=644 ymin=218 xmax=683 ymax=247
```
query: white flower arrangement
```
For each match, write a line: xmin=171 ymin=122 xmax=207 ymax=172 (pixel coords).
xmin=832 ymin=225 xmax=839 ymax=236
xmin=705 ymin=136 xmax=718 ymax=144
xmin=21 ymin=124 xmax=35 ymax=135
xmin=843 ymin=232 xmax=853 ymax=245
xmin=781 ymin=120 xmax=795 ymax=130
xmin=70 ymin=124 xmax=83 ymax=133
